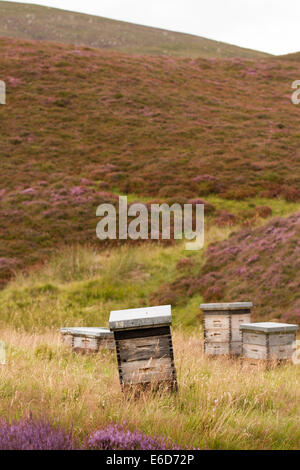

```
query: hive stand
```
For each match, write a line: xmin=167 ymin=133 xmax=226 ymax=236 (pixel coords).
xmin=109 ymin=305 xmax=177 ymax=391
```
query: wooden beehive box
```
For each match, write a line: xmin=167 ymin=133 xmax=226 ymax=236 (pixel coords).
xmin=241 ymin=322 xmax=299 ymax=368
xmin=60 ymin=327 xmax=115 ymax=352
xmin=200 ymin=302 xmax=253 ymax=356
xmin=60 ymin=327 xmax=73 ymax=348
xmin=109 ymin=305 xmax=177 ymax=390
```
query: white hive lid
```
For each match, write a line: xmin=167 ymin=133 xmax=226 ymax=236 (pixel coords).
xmin=240 ymin=322 xmax=299 ymax=333
xmin=59 ymin=327 xmax=113 ymax=338
xmin=200 ymin=302 xmax=253 ymax=311
xmin=109 ymin=305 xmax=172 ymax=331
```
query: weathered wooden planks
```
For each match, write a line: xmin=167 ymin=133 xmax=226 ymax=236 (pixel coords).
xmin=109 ymin=306 xmax=177 ymax=391
xmin=60 ymin=329 xmax=73 ymax=347
xmin=204 ymin=342 xmax=230 ymax=355
xmin=201 ymin=302 xmax=253 ymax=357
xmin=59 ymin=327 xmax=115 ymax=353
xmin=241 ymin=322 xmax=299 ymax=365
xmin=117 ymin=334 xmax=171 ymax=362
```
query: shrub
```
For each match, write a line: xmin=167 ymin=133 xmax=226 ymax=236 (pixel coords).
xmin=0 ymin=419 xmax=75 ymax=450
xmin=256 ymin=206 xmax=272 ymax=218
xmin=221 ymin=187 xmax=257 ymax=200
xmin=214 ymin=210 xmax=237 ymax=227
xmin=86 ymin=424 xmax=178 ymax=450
xmin=282 ymin=187 xmax=300 ymax=202
xmin=187 ymin=199 xmax=216 ymax=214
xmin=0 ymin=419 xmax=182 ymax=450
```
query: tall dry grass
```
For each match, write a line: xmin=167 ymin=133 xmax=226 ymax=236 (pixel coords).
xmin=0 ymin=327 xmax=299 ymax=449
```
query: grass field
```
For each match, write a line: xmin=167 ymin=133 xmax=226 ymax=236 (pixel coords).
xmin=0 ymin=236 xmax=299 ymax=450
xmin=0 ymin=1 xmax=270 ymax=59
xmin=0 ymin=327 xmax=299 ymax=450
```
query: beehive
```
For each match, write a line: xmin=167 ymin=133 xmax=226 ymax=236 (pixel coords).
xmin=109 ymin=305 xmax=177 ymax=390
xmin=60 ymin=327 xmax=115 ymax=352
xmin=60 ymin=327 xmax=73 ymax=347
xmin=241 ymin=322 xmax=299 ymax=367
xmin=200 ymin=302 xmax=253 ymax=356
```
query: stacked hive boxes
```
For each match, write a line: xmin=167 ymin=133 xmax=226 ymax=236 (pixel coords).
xmin=60 ymin=327 xmax=115 ymax=352
xmin=109 ymin=305 xmax=177 ymax=390
xmin=200 ymin=302 xmax=253 ymax=356
xmin=241 ymin=322 xmax=299 ymax=367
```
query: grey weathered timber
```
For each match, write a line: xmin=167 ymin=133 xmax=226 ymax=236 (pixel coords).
xmin=201 ymin=302 xmax=252 ymax=357
xmin=60 ymin=328 xmax=73 ymax=347
xmin=204 ymin=342 xmax=230 ymax=355
xmin=240 ymin=322 xmax=298 ymax=333
xmin=109 ymin=305 xmax=177 ymax=390
xmin=59 ymin=327 xmax=115 ymax=352
xmin=241 ymin=322 xmax=298 ymax=365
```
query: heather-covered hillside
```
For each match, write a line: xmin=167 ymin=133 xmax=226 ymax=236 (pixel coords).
xmin=0 ymin=37 xmax=300 ymax=285
xmin=278 ymin=52 xmax=300 ymax=61
xmin=0 ymin=1 xmax=269 ymax=59
xmin=155 ymin=212 xmax=300 ymax=323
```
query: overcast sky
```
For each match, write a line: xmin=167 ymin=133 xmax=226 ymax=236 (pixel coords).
xmin=5 ymin=0 xmax=300 ymax=55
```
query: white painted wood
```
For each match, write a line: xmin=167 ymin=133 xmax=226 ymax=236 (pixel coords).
xmin=269 ymin=333 xmax=296 ymax=346
xmin=241 ymin=322 xmax=299 ymax=333
xmin=110 ymin=305 xmax=171 ymax=330
xmin=73 ymin=336 xmax=99 ymax=351
xmin=243 ymin=332 xmax=267 ymax=346
xmin=63 ymin=327 xmax=113 ymax=338
xmin=204 ymin=342 xmax=230 ymax=355
xmin=243 ymin=343 xmax=267 ymax=360
xmin=269 ymin=344 xmax=295 ymax=360
xmin=232 ymin=314 xmax=251 ymax=341
xmin=230 ymin=342 xmax=242 ymax=355
xmin=231 ymin=314 xmax=251 ymax=329
xmin=205 ymin=329 xmax=230 ymax=342
xmin=61 ymin=333 xmax=73 ymax=347
xmin=201 ymin=302 xmax=253 ymax=311
xmin=204 ymin=315 xmax=230 ymax=330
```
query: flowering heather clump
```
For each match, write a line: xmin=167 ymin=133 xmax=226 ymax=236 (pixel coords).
xmin=0 ymin=419 xmax=76 ymax=450
xmin=0 ymin=257 xmax=20 ymax=269
xmin=86 ymin=424 xmax=179 ymax=450
xmin=70 ymin=186 xmax=86 ymax=196
xmin=0 ymin=420 xmax=183 ymax=450
xmin=21 ymin=187 xmax=35 ymax=194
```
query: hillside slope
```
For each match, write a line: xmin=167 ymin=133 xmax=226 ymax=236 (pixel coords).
xmin=0 ymin=37 xmax=300 ymax=285
xmin=155 ymin=212 xmax=300 ymax=323
xmin=0 ymin=1 xmax=270 ymax=59
xmin=277 ymin=52 xmax=300 ymax=61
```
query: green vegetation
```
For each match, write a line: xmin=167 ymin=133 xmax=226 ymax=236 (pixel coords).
xmin=0 ymin=11 xmax=299 ymax=449
xmin=0 ymin=1 xmax=270 ymax=59
xmin=0 ymin=238 xmax=299 ymax=449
